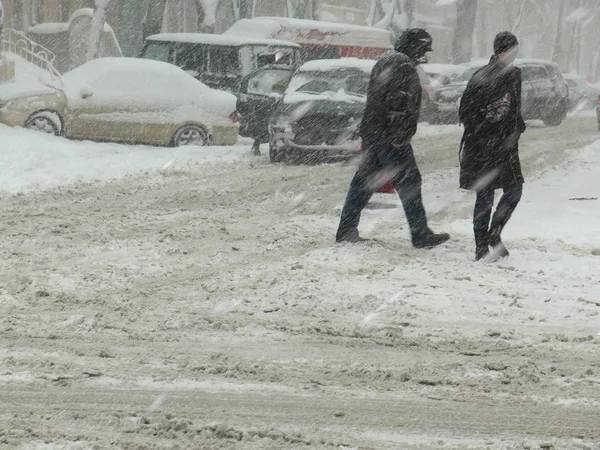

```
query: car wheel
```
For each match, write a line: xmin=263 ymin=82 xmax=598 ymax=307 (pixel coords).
xmin=171 ymin=124 xmax=209 ymax=147
xmin=24 ymin=111 xmax=61 ymax=136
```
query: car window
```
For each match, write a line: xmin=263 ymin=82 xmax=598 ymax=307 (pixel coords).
xmin=247 ymin=69 xmax=291 ymax=96
xmin=521 ymin=65 xmax=548 ymax=81
xmin=253 ymin=46 xmax=297 ymax=67
xmin=289 ymin=69 xmax=369 ymax=98
xmin=141 ymin=42 xmax=171 ymax=62
xmin=174 ymin=43 xmax=206 ymax=74
xmin=208 ymin=46 xmax=241 ymax=75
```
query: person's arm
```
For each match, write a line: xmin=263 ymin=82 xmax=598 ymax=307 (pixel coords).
xmin=387 ymin=59 xmax=421 ymax=145
xmin=514 ymin=68 xmax=526 ymax=134
xmin=459 ymin=78 xmax=486 ymax=129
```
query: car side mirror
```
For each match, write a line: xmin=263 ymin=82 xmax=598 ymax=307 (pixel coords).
xmin=80 ymin=85 xmax=94 ymax=99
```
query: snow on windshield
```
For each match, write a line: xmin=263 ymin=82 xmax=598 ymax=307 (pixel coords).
xmin=286 ymin=69 xmax=369 ymax=99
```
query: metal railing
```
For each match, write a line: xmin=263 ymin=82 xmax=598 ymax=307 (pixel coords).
xmin=0 ymin=28 xmax=61 ymax=79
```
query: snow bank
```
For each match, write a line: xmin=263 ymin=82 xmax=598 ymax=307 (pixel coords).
xmin=0 ymin=124 xmax=250 ymax=194
xmin=2 ymin=52 xmax=53 ymax=83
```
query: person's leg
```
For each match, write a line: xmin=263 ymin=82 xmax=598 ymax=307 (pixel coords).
xmin=489 ymin=184 xmax=523 ymax=256
xmin=251 ymin=138 xmax=261 ymax=155
xmin=473 ymin=188 xmax=495 ymax=260
xmin=377 ymin=143 xmax=449 ymax=248
xmin=335 ymin=145 xmax=383 ymax=242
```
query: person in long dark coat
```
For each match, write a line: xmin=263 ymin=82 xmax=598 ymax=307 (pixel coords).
xmin=335 ymin=28 xmax=450 ymax=249
xmin=459 ymin=32 xmax=527 ymax=261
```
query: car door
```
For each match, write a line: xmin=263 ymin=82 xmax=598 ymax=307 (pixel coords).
xmin=67 ymin=70 xmax=156 ymax=144
xmin=236 ymin=65 xmax=295 ymax=141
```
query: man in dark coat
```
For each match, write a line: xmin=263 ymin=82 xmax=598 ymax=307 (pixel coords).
xmin=459 ymin=32 xmax=526 ymax=261
xmin=335 ymin=28 xmax=450 ymax=249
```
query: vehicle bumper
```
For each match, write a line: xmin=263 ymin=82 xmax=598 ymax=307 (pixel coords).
xmin=272 ymin=136 xmax=361 ymax=162
xmin=211 ymin=125 xmax=239 ymax=146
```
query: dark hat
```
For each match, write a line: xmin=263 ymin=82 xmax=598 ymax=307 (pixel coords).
xmin=493 ymin=31 xmax=519 ymax=55
xmin=394 ymin=28 xmax=434 ymax=55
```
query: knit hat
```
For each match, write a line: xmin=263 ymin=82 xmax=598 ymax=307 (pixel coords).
xmin=394 ymin=28 xmax=433 ymax=60
xmin=493 ymin=31 xmax=519 ymax=55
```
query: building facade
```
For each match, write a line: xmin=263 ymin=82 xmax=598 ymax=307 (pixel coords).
xmin=2 ymin=0 xmax=455 ymax=64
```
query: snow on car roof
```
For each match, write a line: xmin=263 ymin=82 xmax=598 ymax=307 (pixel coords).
xmin=224 ymin=17 xmax=393 ymax=49
xmin=297 ymin=58 xmax=376 ymax=73
xmin=464 ymin=58 xmax=561 ymax=68
xmin=146 ymin=33 xmax=301 ymax=49
xmin=62 ymin=57 xmax=190 ymax=80
xmin=421 ymin=63 xmax=465 ymax=76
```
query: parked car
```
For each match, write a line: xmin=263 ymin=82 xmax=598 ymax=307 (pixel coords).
xmin=236 ymin=58 xmax=436 ymax=162
xmin=267 ymin=58 xmax=374 ymax=163
xmin=421 ymin=63 xmax=466 ymax=88
xmin=0 ymin=58 xmax=239 ymax=146
xmin=562 ymin=73 xmax=600 ymax=110
xmin=140 ymin=33 xmax=301 ymax=92
xmin=432 ymin=58 xmax=569 ymax=126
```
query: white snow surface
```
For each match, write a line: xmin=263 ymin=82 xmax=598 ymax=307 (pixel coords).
xmin=2 ymin=52 xmax=53 ymax=83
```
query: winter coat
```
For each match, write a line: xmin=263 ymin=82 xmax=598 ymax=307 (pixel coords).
xmin=458 ymin=56 xmax=526 ymax=191
xmin=360 ymin=52 xmax=422 ymax=147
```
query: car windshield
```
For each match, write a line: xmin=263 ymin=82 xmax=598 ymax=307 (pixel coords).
xmin=288 ymin=69 xmax=369 ymax=97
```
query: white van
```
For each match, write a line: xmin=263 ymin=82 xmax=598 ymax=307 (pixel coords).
xmin=140 ymin=33 xmax=301 ymax=92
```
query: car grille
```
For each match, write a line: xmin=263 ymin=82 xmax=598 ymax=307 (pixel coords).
xmin=291 ymin=114 xmax=356 ymax=146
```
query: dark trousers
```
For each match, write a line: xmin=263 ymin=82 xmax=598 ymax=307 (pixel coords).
xmin=336 ymin=142 xmax=432 ymax=245
xmin=474 ymin=184 xmax=523 ymax=247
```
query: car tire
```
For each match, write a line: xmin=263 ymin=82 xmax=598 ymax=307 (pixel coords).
xmin=171 ymin=124 xmax=209 ymax=147
xmin=24 ymin=111 xmax=61 ymax=136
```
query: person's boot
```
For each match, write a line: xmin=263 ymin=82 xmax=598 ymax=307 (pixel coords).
xmin=413 ymin=232 xmax=450 ymax=249
xmin=474 ymin=230 xmax=490 ymax=261
xmin=489 ymin=225 xmax=509 ymax=258
xmin=251 ymin=139 xmax=261 ymax=156
xmin=336 ymin=230 xmax=370 ymax=243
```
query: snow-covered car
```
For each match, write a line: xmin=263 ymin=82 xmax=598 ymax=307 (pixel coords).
xmin=0 ymin=57 xmax=239 ymax=146
xmin=562 ymin=73 xmax=600 ymax=111
xmin=236 ymin=58 xmax=435 ymax=160
xmin=266 ymin=58 xmax=374 ymax=163
xmin=421 ymin=63 xmax=466 ymax=87
xmin=432 ymin=58 xmax=570 ymax=126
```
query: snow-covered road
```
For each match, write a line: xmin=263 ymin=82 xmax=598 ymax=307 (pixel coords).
xmin=1 ymin=115 xmax=599 ymax=449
